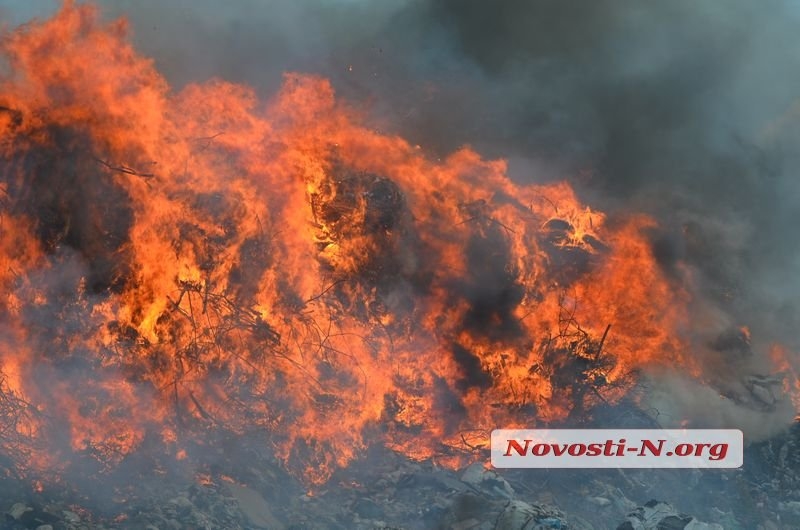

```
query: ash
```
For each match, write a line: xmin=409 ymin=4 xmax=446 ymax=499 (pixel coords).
xmin=2 ymin=420 xmax=799 ymax=529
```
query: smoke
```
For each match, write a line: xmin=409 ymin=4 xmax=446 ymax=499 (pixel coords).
xmin=5 ymin=1 xmax=800 ymax=434
xmin=644 ymin=371 xmax=796 ymax=441
xmin=78 ymin=0 xmax=799 ymax=338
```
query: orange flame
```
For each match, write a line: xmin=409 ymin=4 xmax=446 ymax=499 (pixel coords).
xmin=770 ymin=344 xmax=800 ymax=415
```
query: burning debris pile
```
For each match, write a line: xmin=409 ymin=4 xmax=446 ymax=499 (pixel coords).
xmin=0 ymin=2 xmax=796 ymax=519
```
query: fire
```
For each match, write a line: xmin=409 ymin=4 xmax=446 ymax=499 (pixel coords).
xmin=770 ymin=344 xmax=800 ymax=415
xmin=0 ymin=2 xmax=786 ymax=487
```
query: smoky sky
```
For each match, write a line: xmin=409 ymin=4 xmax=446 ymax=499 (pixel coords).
xmin=3 ymin=0 xmax=800 ymax=348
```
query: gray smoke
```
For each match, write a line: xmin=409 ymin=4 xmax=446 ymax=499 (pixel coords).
xmin=6 ymin=0 xmax=800 ymax=433
xmin=88 ymin=0 xmax=800 ymax=339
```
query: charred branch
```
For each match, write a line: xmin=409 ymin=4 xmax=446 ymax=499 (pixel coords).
xmin=92 ymin=156 xmax=156 ymax=185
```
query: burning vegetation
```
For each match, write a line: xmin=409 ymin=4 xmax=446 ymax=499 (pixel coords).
xmin=0 ymin=2 xmax=795 ymax=495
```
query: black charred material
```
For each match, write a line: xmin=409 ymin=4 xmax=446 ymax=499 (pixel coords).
xmin=228 ymin=235 xmax=272 ymax=304
xmin=2 ymin=126 xmax=133 ymax=293
xmin=311 ymin=165 xmax=411 ymax=278
xmin=451 ymin=343 xmax=492 ymax=391
xmin=454 ymin=199 xmax=525 ymax=341
xmin=460 ymin=228 xmax=526 ymax=340
xmin=711 ymin=327 xmax=753 ymax=359
xmin=540 ymin=218 xmax=603 ymax=283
